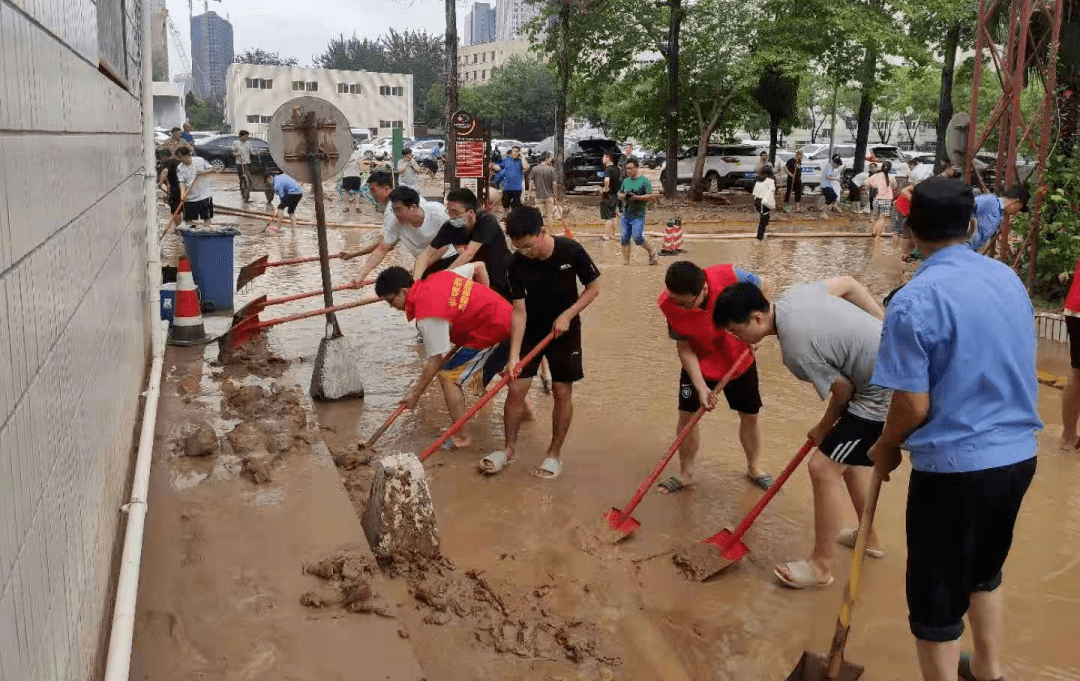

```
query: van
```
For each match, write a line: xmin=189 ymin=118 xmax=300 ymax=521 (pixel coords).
xmin=351 ymin=128 xmax=372 ymax=147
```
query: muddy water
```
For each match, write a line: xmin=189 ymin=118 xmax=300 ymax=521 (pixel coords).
xmin=167 ymin=185 xmax=1080 ymax=680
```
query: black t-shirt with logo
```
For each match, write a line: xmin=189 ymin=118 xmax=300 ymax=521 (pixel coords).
xmin=603 ymin=164 xmax=622 ymax=199
xmin=163 ymin=158 xmax=182 ymax=192
xmin=508 ymin=236 xmax=600 ymax=339
xmin=430 ymin=212 xmax=513 ymax=298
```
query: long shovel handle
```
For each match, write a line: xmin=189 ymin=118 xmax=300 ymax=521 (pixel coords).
xmin=418 ymin=332 xmax=556 ymax=461
xmin=362 ymin=346 xmax=460 ymax=450
xmin=256 ymin=295 xmax=381 ymax=331
xmin=265 ymin=279 xmax=374 ymax=307
xmin=266 ymin=253 xmax=345 ymax=267
xmin=613 ymin=349 xmax=753 ymax=520
xmin=710 ymin=438 xmax=815 ymax=546
xmin=826 ymin=473 xmax=884 ymax=677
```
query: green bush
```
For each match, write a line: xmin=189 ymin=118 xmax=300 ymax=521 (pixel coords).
xmin=1013 ymin=151 xmax=1080 ymax=302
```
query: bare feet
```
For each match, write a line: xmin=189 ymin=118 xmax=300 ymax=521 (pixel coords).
xmin=1059 ymin=435 xmax=1078 ymax=452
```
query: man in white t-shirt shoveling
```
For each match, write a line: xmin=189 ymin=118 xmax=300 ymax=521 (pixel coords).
xmin=176 ymin=147 xmax=219 ymax=229
xmin=345 ymin=185 xmax=456 ymax=284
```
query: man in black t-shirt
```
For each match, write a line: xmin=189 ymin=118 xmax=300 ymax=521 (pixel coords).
xmin=783 ymin=150 xmax=804 ymax=212
xmin=157 ymin=156 xmax=184 ymax=229
xmin=600 ymin=152 xmax=621 ymax=241
xmin=413 ymin=188 xmax=513 ymax=298
xmin=478 ymin=206 xmax=601 ymax=480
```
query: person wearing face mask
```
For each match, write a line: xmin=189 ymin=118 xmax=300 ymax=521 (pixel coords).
xmin=655 ymin=261 xmax=775 ymax=495
xmin=413 ymin=188 xmax=513 ymax=298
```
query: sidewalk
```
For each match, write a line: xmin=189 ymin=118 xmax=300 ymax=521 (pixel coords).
xmin=129 ymin=345 xmax=424 ymax=681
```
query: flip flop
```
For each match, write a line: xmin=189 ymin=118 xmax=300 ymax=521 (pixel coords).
xmin=837 ymin=527 xmax=887 ymax=558
xmin=534 ymin=457 xmax=562 ymax=480
xmin=748 ymin=473 xmax=774 ymax=490
xmin=959 ymin=653 xmax=1005 ymax=681
xmin=479 ymin=450 xmax=512 ymax=474
xmin=774 ymin=560 xmax=835 ymax=590
xmin=656 ymin=476 xmax=686 ymax=494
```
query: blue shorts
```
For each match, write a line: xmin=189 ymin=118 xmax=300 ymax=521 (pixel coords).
xmin=620 ymin=214 xmax=646 ymax=245
xmin=439 ymin=340 xmax=510 ymax=393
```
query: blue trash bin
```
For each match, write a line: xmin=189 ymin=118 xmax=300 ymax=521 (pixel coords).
xmin=160 ymin=283 xmax=177 ymax=322
xmin=178 ymin=227 xmax=240 ymax=313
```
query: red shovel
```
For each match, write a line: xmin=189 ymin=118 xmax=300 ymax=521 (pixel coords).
xmin=674 ymin=438 xmax=815 ymax=581
xmin=418 ymin=332 xmax=556 ymax=462
xmin=233 ymin=278 xmax=374 ymax=323
xmin=601 ymin=349 xmax=753 ymax=543
xmin=225 ymin=295 xmax=381 ymax=350
xmin=236 ymin=252 xmax=347 ymax=291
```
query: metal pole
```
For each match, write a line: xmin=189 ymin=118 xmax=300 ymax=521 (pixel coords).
xmin=965 ymin=0 xmax=988 ymax=182
xmin=1027 ymin=0 xmax=1065 ymax=288
xmin=303 ymin=110 xmax=342 ymax=339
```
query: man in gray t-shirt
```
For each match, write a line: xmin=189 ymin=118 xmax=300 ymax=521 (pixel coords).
xmin=714 ymin=277 xmax=891 ymax=591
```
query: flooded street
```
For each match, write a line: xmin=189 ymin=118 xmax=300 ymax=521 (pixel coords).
xmin=143 ymin=182 xmax=1080 ymax=681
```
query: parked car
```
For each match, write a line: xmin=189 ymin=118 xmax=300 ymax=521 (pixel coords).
xmin=673 ymin=144 xmax=808 ymax=193
xmin=492 ymin=138 xmax=526 ymax=157
xmin=409 ymin=139 xmax=445 ymax=161
xmin=351 ymin=128 xmax=372 ymax=148
xmin=194 ymin=134 xmax=280 ymax=174
xmin=188 ymin=131 xmax=220 ymax=144
xmin=374 ymin=136 xmax=414 ymax=160
xmin=528 ymin=136 xmax=622 ymax=193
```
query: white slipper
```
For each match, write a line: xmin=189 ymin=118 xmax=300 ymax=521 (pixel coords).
xmin=837 ymin=528 xmax=887 ymax=559
xmin=774 ymin=560 xmax=835 ymax=590
xmin=479 ymin=450 xmax=512 ymax=474
xmin=534 ymin=457 xmax=562 ymax=480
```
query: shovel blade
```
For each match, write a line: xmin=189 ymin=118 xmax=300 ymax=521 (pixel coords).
xmin=702 ymin=528 xmax=749 ymax=563
xmin=236 ymin=255 xmax=268 ymax=291
xmin=599 ymin=509 xmax=641 ymax=543
xmin=784 ymin=652 xmax=864 ymax=681
xmin=228 ymin=314 xmax=261 ymax=350
xmin=233 ymin=295 xmax=267 ymax=325
xmin=673 ymin=529 xmax=748 ymax=581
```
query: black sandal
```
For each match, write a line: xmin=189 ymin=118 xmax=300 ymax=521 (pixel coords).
xmin=656 ymin=477 xmax=685 ymax=494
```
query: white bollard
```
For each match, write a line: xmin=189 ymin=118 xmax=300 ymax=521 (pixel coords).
xmin=361 ymin=453 xmax=441 ymax=562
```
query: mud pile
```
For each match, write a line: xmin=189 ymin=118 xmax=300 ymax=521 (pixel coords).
xmin=386 ymin=551 xmax=620 ymax=666
xmin=300 ymin=550 xmax=393 ymax=616
xmin=217 ymin=333 xmax=288 ymax=379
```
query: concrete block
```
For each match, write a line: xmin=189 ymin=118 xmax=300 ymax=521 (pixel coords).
xmin=310 ymin=335 xmax=365 ymax=401
xmin=361 ymin=453 xmax=440 ymax=562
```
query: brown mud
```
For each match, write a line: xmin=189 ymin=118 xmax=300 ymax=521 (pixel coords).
xmin=139 ymin=177 xmax=1080 ymax=681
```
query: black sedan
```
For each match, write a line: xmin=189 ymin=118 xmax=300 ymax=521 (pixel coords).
xmin=528 ymin=137 xmax=623 ymax=193
xmin=194 ymin=135 xmax=280 ymax=175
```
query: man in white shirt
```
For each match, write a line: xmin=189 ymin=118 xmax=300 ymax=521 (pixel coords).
xmin=907 ymin=159 xmax=934 ymax=186
xmin=349 ymin=185 xmax=456 ymax=285
xmin=397 ymin=148 xmax=423 ymax=190
xmin=231 ymin=130 xmax=254 ymax=203
xmin=176 ymin=147 xmax=218 ymax=228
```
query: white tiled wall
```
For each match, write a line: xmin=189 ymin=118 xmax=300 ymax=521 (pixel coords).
xmin=0 ymin=2 xmax=151 ymax=680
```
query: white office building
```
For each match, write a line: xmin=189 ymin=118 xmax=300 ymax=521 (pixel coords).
xmin=457 ymin=39 xmax=532 ymax=86
xmin=225 ymin=64 xmax=414 ymax=137
xmin=495 ymin=0 xmax=540 ymax=40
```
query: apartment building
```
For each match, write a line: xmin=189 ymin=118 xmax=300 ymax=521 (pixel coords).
xmin=225 ymin=64 xmax=414 ymax=137
xmin=457 ymin=39 xmax=532 ymax=86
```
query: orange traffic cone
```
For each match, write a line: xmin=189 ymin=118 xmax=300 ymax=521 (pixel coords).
xmin=660 ymin=219 xmax=677 ymax=255
xmin=169 ymin=256 xmax=207 ymax=345
xmin=671 ymin=218 xmax=685 ymax=253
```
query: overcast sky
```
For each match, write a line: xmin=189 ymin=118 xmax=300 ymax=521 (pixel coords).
xmin=166 ymin=0 xmax=462 ymax=74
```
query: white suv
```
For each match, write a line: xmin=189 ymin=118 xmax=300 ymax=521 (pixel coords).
xmin=675 ymin=143 xmax=769 ymax=192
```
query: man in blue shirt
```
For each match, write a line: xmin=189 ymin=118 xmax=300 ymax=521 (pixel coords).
xmin=869 ymin=177 xmax=1041 ymax=681
xmin=180 ymin=122 xmax=195 ymax=145
xmin=492 ymin=146 xmax=529 ymax=214
xmin=268 ymin=172 xmax=304 ymax=230
xmin=967 ymin=185 xmax=1029 ymax=252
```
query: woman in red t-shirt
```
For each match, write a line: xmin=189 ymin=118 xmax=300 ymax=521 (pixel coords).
xmin=1061 ymin=259 xmax=1080 ymax=450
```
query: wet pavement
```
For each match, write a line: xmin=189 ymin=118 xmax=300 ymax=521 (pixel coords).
xmin=148 ymin=176 xmax=1080 ymax=680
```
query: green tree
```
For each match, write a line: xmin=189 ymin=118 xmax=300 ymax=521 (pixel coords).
xmin=429 ymin=57 xmax=557 ymax=140
xmin=233 ymin=48 xmax=299 ymax=67
xmin=752 ymin=64 xmax=800 ymax=162
xmin=313 ymin=30 xmax=446 ymax=125
xmin=184 ymin=92 xmax=225 ymax=131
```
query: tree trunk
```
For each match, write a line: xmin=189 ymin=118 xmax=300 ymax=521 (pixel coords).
xmin=662 ymin=0 xmax=682 ymax=198
xmin=853 ymin=47 xmax=877 ymax=175
xmin=934 ymin=20 xmax=961 ymax=173
xmin=826 ymin=69 xmax=840 ymax=161
xmin=1061 ymin=87 xmax=1079 ymax=156
xmin=554 ymin=0 xmax=572 ymax=200
xmin=690 ymin=120 xmax=714 ymax=202
xmin=444 ymin=0 xmax=459 ymax=190
xmin=769 ymin=118 xmax=779 ymax=165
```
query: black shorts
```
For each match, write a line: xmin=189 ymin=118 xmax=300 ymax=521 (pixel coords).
xmin=678 ymin=362 xmax=762 ymax=415
xmin=502 ymin=190 xmax=522 ymax=209
xmin=279 ymin=192 xmax=303 ymax=214
xmin=518 ymin=324 xmax=583 ymax=383
xmin=600 ymin=196 xmax=619 ymax=220
xmin=421 ymin=255 xmax=456 ymax=279
xmin=183 ymin=197 xmax=213 ymax=221
xmin=342 ymin=176 xmax=362 ymax=192
xmin=906 ymin=457 xmax=1036 ymax=642
xmin=168 ymin=189 xmax=182 ymax=214
xmin=818 ymin=411 xmax=883 ymax=467
xmin=1067 ymin=316 xmax=1080 ymax=369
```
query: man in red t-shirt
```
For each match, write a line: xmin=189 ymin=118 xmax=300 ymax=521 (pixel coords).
xmin=376 ymin=263 xmax=512 ymax=450
xmin=656 ymin=261 xmax=775 ymax=493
